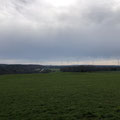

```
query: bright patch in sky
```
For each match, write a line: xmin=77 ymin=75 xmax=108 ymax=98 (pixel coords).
xmin=112 ymin=0 xmax=120 ymax=10
xmin=45 ymin=0 xmax=76 ymax=7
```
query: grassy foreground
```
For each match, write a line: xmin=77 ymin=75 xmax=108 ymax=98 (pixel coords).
xmin=0 ymin=72 xmax=120 ymax=120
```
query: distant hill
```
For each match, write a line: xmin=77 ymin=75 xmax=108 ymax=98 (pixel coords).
xmin=1 ymin=64 xmax=120 ymax=75
xmin=0 ymin=64 xmax=45 ymax=75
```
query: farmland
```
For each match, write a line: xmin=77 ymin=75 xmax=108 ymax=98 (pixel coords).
xmin=0 ymin=72 xmax=120 ymax=120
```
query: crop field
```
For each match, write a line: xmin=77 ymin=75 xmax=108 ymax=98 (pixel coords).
xmin=0 ymin=72 xmax=120 ymax=120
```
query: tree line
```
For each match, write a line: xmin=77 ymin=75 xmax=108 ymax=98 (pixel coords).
xmin=60 ymin=65 xmax=120 ymax=72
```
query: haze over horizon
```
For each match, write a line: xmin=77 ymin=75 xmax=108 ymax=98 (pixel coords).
xmin=0 ymin=0 xmax=120 ymax=65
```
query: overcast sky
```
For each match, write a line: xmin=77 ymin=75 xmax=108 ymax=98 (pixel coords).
xmin=0 ymin=0 xmax=120 ymax=64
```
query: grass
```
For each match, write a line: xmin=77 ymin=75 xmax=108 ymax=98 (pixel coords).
xmin=0 ymin=72 xmax=120 ymax=120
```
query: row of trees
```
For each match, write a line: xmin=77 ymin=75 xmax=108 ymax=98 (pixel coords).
xmin=60 ymin=65 xmax=120 ymax=72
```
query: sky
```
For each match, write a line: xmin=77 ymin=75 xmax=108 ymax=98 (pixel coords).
xmin=0 ymin=0 xmax=120 ymax=65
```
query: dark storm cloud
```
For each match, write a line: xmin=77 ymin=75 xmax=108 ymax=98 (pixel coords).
xmin=0 ymin=0 xmax=120 ymax=64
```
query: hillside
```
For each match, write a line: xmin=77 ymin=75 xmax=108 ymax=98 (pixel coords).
xmin=0 ymin=64 xmax=44 ymax=74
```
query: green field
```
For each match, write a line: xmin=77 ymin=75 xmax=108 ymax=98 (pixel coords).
xmin=0 ymin=72 xmax=120 ymax=120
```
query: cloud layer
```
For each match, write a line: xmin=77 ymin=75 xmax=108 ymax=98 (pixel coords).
xmin=0 ymin=0 xmax=120 ymax=64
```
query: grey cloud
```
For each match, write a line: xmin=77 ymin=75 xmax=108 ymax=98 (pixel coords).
xmin=0 ymin=0 xmax=120 ymax=63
